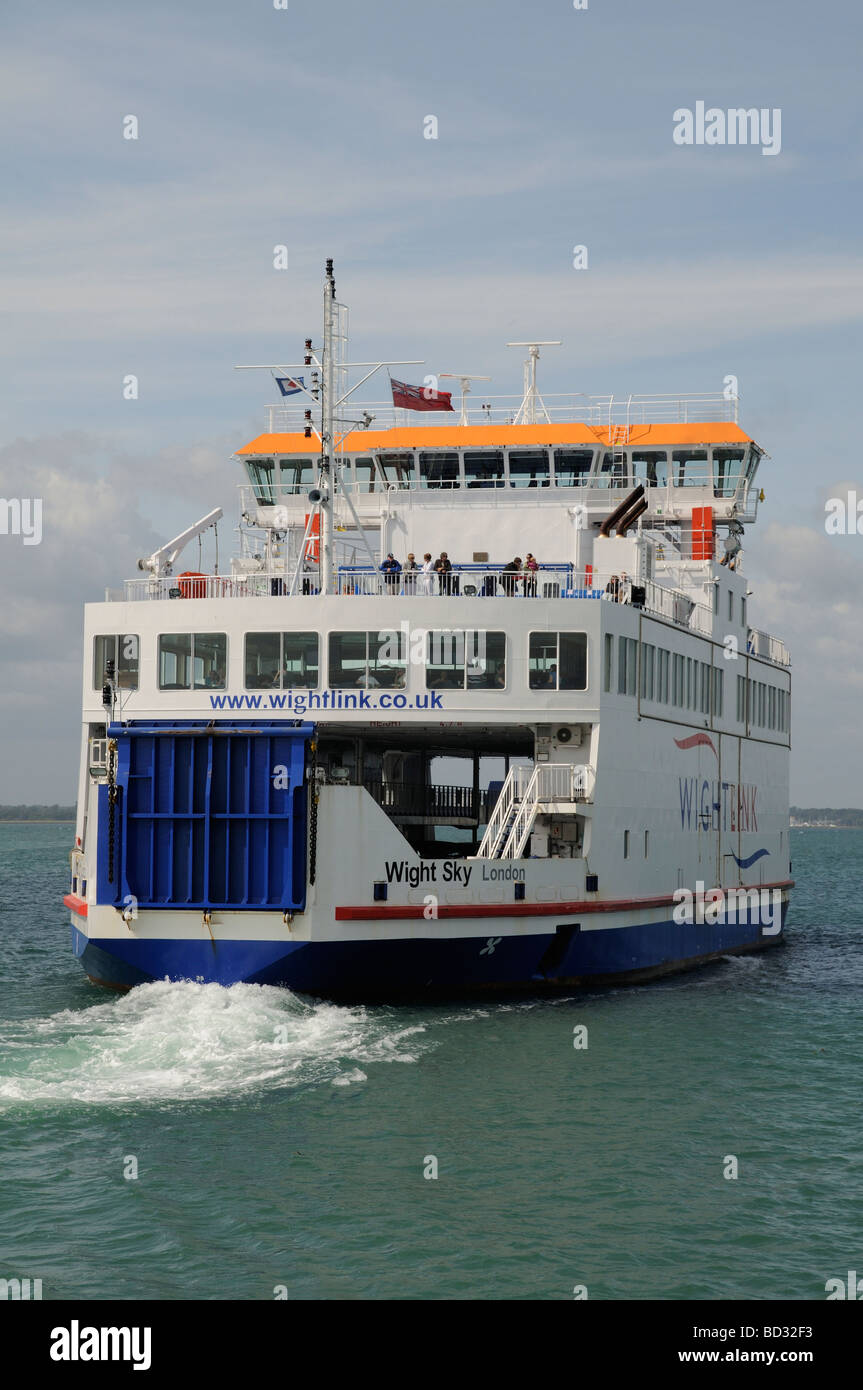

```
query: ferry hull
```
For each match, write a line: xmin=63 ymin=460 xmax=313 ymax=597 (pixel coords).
xmin=71 ymin=905 xmax=787 ymax=999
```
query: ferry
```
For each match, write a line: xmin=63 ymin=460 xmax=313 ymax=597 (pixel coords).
xmin=64 ymin=260 xmax=792 ymax=996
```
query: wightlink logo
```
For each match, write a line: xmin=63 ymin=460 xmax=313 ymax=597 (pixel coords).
xmin=673 ymin=881 xmax=782 ymax=935
xmin=673 ymin=102 xmax=781 ymax=156
xmin=50 ymin=1320 xmax=151 ymax=1371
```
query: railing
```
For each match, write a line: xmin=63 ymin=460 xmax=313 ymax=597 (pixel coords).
xmin=363 ymin=780 xmax=487 ymax=821
xmin=748 ymin=628 xmax=791 ymax=667
xmin=337 ymin=563 xmax=573 ymax=597
xmin=265 ymin=391 xmax=738 ymax=434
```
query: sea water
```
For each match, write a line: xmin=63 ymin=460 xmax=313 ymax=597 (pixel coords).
xmin=0 ymin=824 xmax=860 ymax=1300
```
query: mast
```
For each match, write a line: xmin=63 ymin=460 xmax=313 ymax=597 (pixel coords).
xmin=319 ymin=257 xmax=336 ymax=595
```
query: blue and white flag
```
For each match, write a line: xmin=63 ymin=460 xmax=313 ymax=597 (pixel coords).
xmin=275 ymin=376 xmax=305 ymax=396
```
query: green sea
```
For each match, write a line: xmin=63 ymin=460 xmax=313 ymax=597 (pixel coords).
xmin=0 ymin=824 xmax=860 ymax=1301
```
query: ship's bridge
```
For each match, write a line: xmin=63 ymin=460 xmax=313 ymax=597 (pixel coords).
xmin=237 ymin=418 xmax=762 ymax=529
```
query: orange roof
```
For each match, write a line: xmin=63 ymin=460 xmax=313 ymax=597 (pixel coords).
xmin=237 ymin=422 xmax=753 ymax=456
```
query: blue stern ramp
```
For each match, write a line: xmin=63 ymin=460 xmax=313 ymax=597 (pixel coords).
xmin=97 ymin=722 xmax=312 ymax=911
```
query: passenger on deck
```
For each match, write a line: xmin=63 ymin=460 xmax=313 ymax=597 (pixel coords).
xmin=523 ymin=553 xmax=539 ymax=597
xmin=380 ymin=553 xmax=402 ymax=592
xmin=420 ymin=552 xmax=435 ymax=595
xmin=605 ymin=573 xmax=621 ymax=601
xmin=502 ymin=557 xmax=522 ymax=596
xmin=434 ymin=551 xmax=454 ymax=595
xmin=403 ymin=553 xmax=419 ymax=594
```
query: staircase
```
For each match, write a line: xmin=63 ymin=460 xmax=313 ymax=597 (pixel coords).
xmin=476 ymin=763 xmax=592 ymax=860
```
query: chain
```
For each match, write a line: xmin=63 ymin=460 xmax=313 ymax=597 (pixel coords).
xmin=107 ymin=738 xmax=118 ymax=886
xmin=308 ymin=739 xmax=318 ymax=885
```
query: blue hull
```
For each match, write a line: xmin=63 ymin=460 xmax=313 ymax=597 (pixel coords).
xmin=72 ymin=907 xmax=787 ymax=999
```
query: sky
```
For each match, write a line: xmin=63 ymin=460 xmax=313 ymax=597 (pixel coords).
xmin=1 ymin=0 xmax=861 ymax=803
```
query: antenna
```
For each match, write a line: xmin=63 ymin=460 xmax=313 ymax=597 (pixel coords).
xmin=439 ymin=373 xmax=491 ymax=426
xmin=506 ymin=341 xmax=561 ymax=425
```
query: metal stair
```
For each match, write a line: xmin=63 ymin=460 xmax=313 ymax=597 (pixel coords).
xmin=476 ymin=764 xmax=592 ymax=860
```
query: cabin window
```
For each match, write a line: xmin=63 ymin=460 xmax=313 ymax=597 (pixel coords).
xmin=632 ymin=451 xmax=668 ymax=488
xmin=93 ymin=634 xmax=139 ymax=690
xmin=737 ymin=674 xmax=746 ymax=723
xmin=700 ymin=661 xmax=711 ymax=715
xmin=623 ymin=829 xmax=630 ymax=859
xmin=657 ymin=648 xmax=670 ymax=703
xmin=158 ymin=633 xmax=227 ymax=690
xmin=463 ymin=450 xmax=504 ymax=488
xmin=728 ymin=590 xmax=734 ymax=620
xmin=329 ymin=631 xmax=406 ymax=689
xmin=644 ymin=829 xmax=649 ymax=858
xmin=713 ymin=448 xmax=746 ymax=499
xmin=598 ymin=452 xmax=629 ymax=489
xmin=672 ymin=653 xmax=685 ymax=706
xmin=246 ymin=458 xmax=276 ymax=504
xmin=353 ymin=457 xmax=378 ymax=493
xmin=377 ymin=452 xmax=415 ymax=487
xmin=618 ymin=637 xmax=637 ymax=696
xmin=553 ymin=449 xmax=593 ymax=487
xmin=245 ymin=633 xmax=319 ymax=690
xmin=528 ymin=633 xmax=587 ymax=690
xmin=741 ymin=596 xmax=747 ymax=627
xmin=508 ymin=449 xmax=550 ymax=488
xmin=419 ymin=452 xmax=460 ymax=489
xmin=672 ymin=450 xmax=709 ymax=488
xmin=641 ymin=643 xmax=655 ymax=700
xmin=603 ymin=633 xmax=614 ymax=692
xmin=426 ymin=630 xmax=505 ymax=690
xmin=279 ymin=457 xmax=315 ymax=494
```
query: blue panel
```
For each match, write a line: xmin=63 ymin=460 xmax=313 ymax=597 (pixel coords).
xmin=97 ymin=722 xmax=312 ymax=911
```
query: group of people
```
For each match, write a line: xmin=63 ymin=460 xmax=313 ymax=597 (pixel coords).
xmin=379 ymin=551 xmax=542 ymax=596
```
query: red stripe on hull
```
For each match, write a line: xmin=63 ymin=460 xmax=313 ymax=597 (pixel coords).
xmin=334 ymin=879 xmax=794 ymax=921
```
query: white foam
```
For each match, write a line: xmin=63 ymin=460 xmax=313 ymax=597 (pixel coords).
xmin=0 ymin=981 xmax=432 ymax=1109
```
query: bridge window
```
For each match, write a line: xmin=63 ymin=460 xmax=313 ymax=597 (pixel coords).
xmin=528 ymin=632 xmax=587 ymax=690
xmin=93 ymin=634 xmax=139 ymax=690
xmin=553 ymin=449 xmax=593 ymax=487
xmin=158 ymin=633 xmax=227 ymax=690
xmin=508 ymin=449 xmax=550 ymax=487
xmin=419 ymin=451 xmax=460 ymax=489
xmin=672 ymin=450 xmax=709 ymax=487
xmin=329 ymin=631 xmax=406 ymax=688
xmin=377 ymin=452 xmax=415 ymax=487
xmin=713 ymin=448 xmax=746 ymax=498
xmin=246 ymin=458 xmax=276 ymax=504
xmin=597 ymin=452 xmax=630 ymax=489
xmin=464 ymin=450 xmax=504 ymax=488
xmin=279 ymin=457 xmax=315 ymax=494
xmin=245 ymin=632 xmax=319 ymax=690
xmin=353 ymin=457 xmax=378 ymax=493
xmin=426 ymin=630 xmax=505 ymax=690
xmin=632 ymin=450 xmax=668 ymax=488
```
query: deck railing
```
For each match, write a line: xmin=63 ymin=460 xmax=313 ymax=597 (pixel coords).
xmin=265 ymin=391 xmax=738 ymax=434
xmin=108 ymin=569 xmax=790 ymax=667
